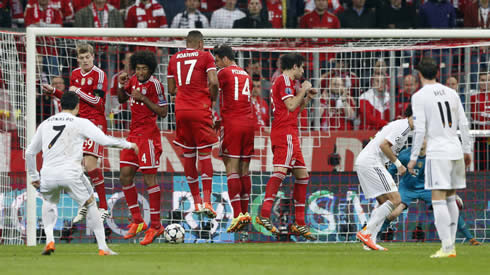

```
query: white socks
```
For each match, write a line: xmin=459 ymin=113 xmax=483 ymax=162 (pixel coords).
xmin=86 ymin=201 xmax=109 ymax=251
xmin=366 ymin=200 xmax=394 ymax=238
xmin=41 ymin=200 xmax=58 ymax=244
xmin=446 ymin=195 xmax=459 ymax=244
xmin=432 ymin=200 xmax=453 ymax=252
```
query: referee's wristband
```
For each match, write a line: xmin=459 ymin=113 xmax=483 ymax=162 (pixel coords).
xmin=394 ymin=159 xmax=402 ymax=169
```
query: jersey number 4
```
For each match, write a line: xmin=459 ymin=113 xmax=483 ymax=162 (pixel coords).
xmin=48 ymin=125 xmax=66 ymax=149
xmin=176 ymin=59 xmax=197 ymax=86
xmin=437 ymin=101 xmax=453 ymax=128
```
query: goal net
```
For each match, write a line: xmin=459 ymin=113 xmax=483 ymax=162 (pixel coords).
xmin=1 ymin=28 xmax=489 ymax=245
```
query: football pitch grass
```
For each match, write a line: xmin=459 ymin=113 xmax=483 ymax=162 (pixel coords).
xmin=0 ymin=243 xmax=487 ymax=275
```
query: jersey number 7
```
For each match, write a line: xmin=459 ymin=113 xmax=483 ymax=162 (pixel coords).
xmin=48 ymin=125 xmax=66 ymax=149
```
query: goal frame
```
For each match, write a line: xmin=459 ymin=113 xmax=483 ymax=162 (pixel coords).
xmin=25 ymin=27 xmax=490 ymax=246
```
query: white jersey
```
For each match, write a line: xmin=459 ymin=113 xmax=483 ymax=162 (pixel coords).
xmin=26 ymin=112 xmax=132 ymax=182
xmin=410 ymin=83 xmax=471 ymax=161
xmin=355 ymin=118 xmax=412 ymax=166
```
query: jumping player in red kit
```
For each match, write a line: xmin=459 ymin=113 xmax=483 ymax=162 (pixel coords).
xmin=116 ymin=50 xmax=168 ymax=245
xmin=255 ymin=53 xmax=318 ymax=240
xmin=213 ymin=44 xmax=254 ymax=232
xmin=167 ymin=30 xmax=219 ymax=219
xmin=43 ymin=44 xmax=110 ymax=223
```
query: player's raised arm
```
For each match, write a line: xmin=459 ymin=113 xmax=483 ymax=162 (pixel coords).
xmin=25 ymin=124 xmax=44 ymax=183
xmin=117 ymin=71 xmax=130 ymax=103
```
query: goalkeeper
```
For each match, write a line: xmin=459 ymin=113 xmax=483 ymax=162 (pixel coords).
xmin=383 ymin=142 xmax=481 ymax=245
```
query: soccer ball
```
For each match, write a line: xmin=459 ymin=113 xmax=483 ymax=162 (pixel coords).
xmin=164 ymin=224 xmax=185 ymax=244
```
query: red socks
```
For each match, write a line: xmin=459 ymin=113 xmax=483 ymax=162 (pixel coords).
xmin=199 ymin=154 xmax=213 ymax=204
xmin=240 ymin=174 xmax=251 ymax=213
xmin=183 ymin=152 xmax=202 ymax=204
xmin=227 ymin=173 xmax=242 ymax=218
xmin=88 ymin=168 xmax=107 ymax=210
xmin=260 ymin=171 xmax=286 ymax=218
xmin=147 ymin=185 xmax=161 ymax=229
xmin=122 ymin=183 xmax=143 ymax=224
xmin=293 ymin=177 xmax=309 ymax=226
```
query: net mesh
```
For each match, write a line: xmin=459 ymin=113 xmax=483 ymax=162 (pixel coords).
xmin=1 ymin=30 xmax=489 ymax=244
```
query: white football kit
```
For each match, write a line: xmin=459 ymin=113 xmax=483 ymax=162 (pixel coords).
xmin=26 ymin=112 xmax=133 ymax=205
xmin=355 ymin=119 xmax=412 ymax=198
xmin=410 ymin=83 xmax=471 ymax=190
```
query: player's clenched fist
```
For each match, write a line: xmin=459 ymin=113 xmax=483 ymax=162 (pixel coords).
xmin=118 ymin=72 xmax=129 ymax=86
xmin=301 ymin=80 xmax=312 ymax=91
xmin=42 ymin=84 xmax=55 ymax=94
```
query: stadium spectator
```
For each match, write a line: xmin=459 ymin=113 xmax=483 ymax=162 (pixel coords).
xmin=200 ymin=0 xmax=226 ymax=16
xmin=74 ymin=0 xmax=123 ymax=28
xmin=320 ymin=76 xmax=356 ymax=131
xmin=300 ymin=0 xmax=340 ymax=29
xmin=50 ymin=75 xmax=65 ymax=114
xmin=125 ymin=0 xmax=168 ymax=28
xmin=251 ymin=74 xmax=270 ymax=129
xmin=446 ymin=76 xmax=460 ymax=93
xmin=171 ymin=0 xmax=210 ymax=28
xmin=0 ymin=1 xmax=12 ymax=27
xmin=377 ymin=0 xmax=417 ymax=29
xmin=116 ymin=50 xmax=168 ymax=245
xmin=0 ymin=0 xmax=23 ymax=27
xmin=24 ymin=0 xmax=62 ymax=77
xmin=359 ymin=75 xmax=390 ymax=130
xmin=110 ymin=52 xmax=133 ymax=130
xmin=321 ymin=56 xmax=360 ymax=98
xmin=265 ymin=0 xmax=305 ymax=28
xmin=395 ymin=74 xmax=418 ymax=117
xmin=464 ymin=0 xmax=490 ymax=28
xmin=470 ymin=72 xmax=490 ymax=170
xmin=338 ymin=0 xmax=377 ymax=28
xmin=418 ymin=0 xmax=456 ymax=28
xmin=304 ymin=0 xmax=343 ymax=14
xmin=167 ymin=31 xmax=219 ymax=219
xmin=28 ymin=0 xmax=75 ymax=26
xmin=159 ymin=0 xmax=185 ymax=24
xmin=210 ymin=0 xmax=245 ymax=28
xmin=72 ymin=0 xmax=121 ymax=12
xmin=233 ymin=0 xmax=271 ymax=28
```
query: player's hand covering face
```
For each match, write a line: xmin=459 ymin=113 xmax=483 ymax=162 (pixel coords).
xmin=135 ymin=64 xmax=151 ymax=83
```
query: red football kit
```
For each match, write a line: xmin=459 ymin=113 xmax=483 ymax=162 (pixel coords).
xmin=270 ymin=74 xmax=306 ymax=169
xmin=120 ymin=75 xmax=167 ymax=173
xmin=218 ymin=65 xmax=255 ymax=159
xmin=54 ymin=65 xmax=108 ymax=157
xmin=167 ymin=48 xmax=218 ymax=151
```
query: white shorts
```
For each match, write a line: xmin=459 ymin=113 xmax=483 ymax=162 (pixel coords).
xmin=425 ymin=158 xmax=466 ymax=190
xmin=40 ymin=174 xmax=93 ymax=206
xmin=355 ymin=165 xmax=398 ymax=199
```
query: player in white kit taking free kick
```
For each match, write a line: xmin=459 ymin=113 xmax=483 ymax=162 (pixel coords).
xmin=407 ymin=57 xmax=472 ymax=258
xmin=355 ymin=105 xmax=414 ymax=251
xmin=26 ymin=91 xmax=138 ymax=256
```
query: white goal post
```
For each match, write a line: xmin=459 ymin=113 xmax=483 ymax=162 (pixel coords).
xmin=24 ymin=28 xmax=490 ymax=246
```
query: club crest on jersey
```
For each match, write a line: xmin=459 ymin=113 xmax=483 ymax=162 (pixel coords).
xmin=285 ymin=88 xmax=292 ymax=95
xmin=87 ymin=78 xmax=93 ymax=85
xmin=81 ymin=78 xmax=85 ymax=85
xmin=418 ymin=162 xmax=423 ymax=168
xmin=142 ymin=88 xmax=147 ymax=95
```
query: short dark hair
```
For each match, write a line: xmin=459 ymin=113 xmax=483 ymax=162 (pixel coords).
xmin=187 ymin=30 xmax=203 ymax=45
xmin=252 ymin=73 xmax=261 ymax=82
xmin=61 ymin=91 xmax=79 ymax=110
xmin=280 ymin=53 xmax=305 ymax=71
xmin=416 ymin=57 xmax=438 ymax=80
xmin=213 ymin=44 xmax=235 ymax=61
xmin=130 ymin=50 xmax=157 ymax=75
xmin=404 ymin=104 xmax=413 ymax=118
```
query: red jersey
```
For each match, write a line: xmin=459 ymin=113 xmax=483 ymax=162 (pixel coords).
xmin=27 ymin=0 xmax=74 ymax=21
xmin=218 ymin=65 xmax=254 ymax=122
xmin=267 ymin=0 xmax=283 ymax=28
xmin=470 ymin=92 xmax=490 ymax=129
xmin=125 ymin=0 xmax=167 ymax=28
xmin=124 ymin=75 xmax=167 ymax=137
xmin=167 ymin=48 xmax=217 ymax=111
xmin=270 ymin=74 xmax=300 ymax=136
xmin=252 ymin=96 xmax=270 ymax=128
xmin=72 ymin=0 xmax=120 ymax=12
xmin=320 ymin=95 xmax=355 ymax=130
xmin=1 ymin=0 xmax=24 ymax=23
xmin=67 ymin=66 xmax=107 ymax=124
xmin=300 ymin=10 xmax=340 ymax=29
xmin=24 ymin=2 xmax=63 ymax=26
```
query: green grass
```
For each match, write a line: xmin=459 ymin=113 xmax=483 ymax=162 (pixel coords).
xmin=0 ymin=243 xmax=487 ymax=275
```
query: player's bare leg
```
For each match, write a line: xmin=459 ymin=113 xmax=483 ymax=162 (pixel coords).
xmin=431 ymin=189 xmax=457 ymax=257
xmin=120 ymin=166 xmax=147 ymax=239
xmin=85 ymin=155 xmax=109 ymax=220
xmin=256 ymin=167 xmax=287 ymax=236
xmin=140 ymin=173 xmax=164 ymax=245
xmin=358 ymin=192 xmax=400 ymax=250
xmin=289 ymin=168 xmax=316 ymax=241
xmin=198 ymin=149 xmax=216 ymax=218
xmin=41 ymin=200 xmax=57 ymax=255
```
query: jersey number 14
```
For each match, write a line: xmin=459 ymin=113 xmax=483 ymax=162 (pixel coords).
xmin=234 ymin=76 xmax=250 ymax=101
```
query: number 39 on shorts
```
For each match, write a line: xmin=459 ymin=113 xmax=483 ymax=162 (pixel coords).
xmin=84 ymin=139 xmax=94 ymax=149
